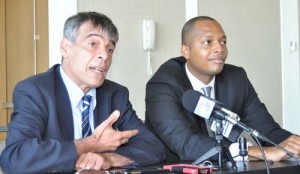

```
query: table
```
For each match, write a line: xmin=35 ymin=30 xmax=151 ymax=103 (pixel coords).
xmin=74 ymin=160 xmax=300 ymax=174
xmin=213 ymin=160 xmax=300 ymax=174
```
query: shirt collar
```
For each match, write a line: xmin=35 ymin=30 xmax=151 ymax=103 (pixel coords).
xmin=59 ymin=65 xmax=96 ymax=110
xmin=185 ymin=63 xmax=215 ymax=91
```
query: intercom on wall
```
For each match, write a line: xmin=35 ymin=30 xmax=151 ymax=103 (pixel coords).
xmin=143 ymin=20 xmax=155 ymax=50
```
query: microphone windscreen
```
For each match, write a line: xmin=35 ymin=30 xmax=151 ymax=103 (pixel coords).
xmin=238 ymin=136 xmax=248 ymax=156
xmin=182 ymin=89 xmax=202 ymax=112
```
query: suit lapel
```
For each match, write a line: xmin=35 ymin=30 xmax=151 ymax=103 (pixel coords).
xmin=54 ymin=66 xmax=74 ymax=140
xmin=215 ymin=74 xmax=228 ymax=109
xmin=180 ymin=60 xmax=209 ymax=134
xmin=93 ymin=85 xmax=111 ymax=128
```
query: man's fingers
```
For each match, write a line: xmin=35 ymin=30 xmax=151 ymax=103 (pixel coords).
xmin=121 ymin=129 xmax=139 ymax=139
xmin=93 ymin=110 xmax=120 ymax=138
xmin=106 ymin=110 xmax=120 ymax=126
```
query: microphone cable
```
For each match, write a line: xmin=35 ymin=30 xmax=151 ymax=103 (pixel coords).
xmin=251 ymin=135 xmax=270 ymax=174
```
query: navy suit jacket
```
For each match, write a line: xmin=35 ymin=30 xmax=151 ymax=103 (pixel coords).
xmin=145 ymin=56 xmax=291 ymax=161
xmin=0 ymin=64 xmax=165 ymax=174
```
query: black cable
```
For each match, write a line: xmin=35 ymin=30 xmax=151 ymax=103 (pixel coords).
xmin=252 ymin=135 xmax=270 ymax=174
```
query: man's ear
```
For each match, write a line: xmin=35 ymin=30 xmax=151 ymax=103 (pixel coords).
xmin=60 ymin=37 xmax=71 ymax=58
xmin=181 ymin=45 xmax=190 ymax=60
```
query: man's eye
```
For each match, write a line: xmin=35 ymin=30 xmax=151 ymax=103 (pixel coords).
xmin=89 ymin=42 xmax=97 ymax=47
xmin=221 ymin=40 xmax=227 ymax=45
xmin=107 ymin=48 xmax=114 ymax=54
xmin=203 ymin=40 xmax=210 ymax=45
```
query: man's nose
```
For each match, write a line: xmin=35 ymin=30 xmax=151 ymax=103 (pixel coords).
xmin=96 ymin=47 xmax=109 ymax=60
xmin=213 ymin=42 xmax=226 ymax=53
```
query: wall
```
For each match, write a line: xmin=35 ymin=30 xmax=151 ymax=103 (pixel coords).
xmin=49 ymin=0 xmax=300 ymax=134
xmin=196 ymin=0 xmax=283 ymax=125
xmin=78 ymin=0 xmax=184 ymax=120
xmin=77 ymin=0 xmax=283 ymax=126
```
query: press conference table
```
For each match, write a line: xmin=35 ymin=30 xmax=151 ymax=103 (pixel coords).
xmin=213 ymin=160 xmax=300 ymax=174
xmin=74 ymin=160 xmax=300 ymax=174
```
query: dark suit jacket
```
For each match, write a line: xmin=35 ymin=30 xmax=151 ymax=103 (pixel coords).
xmin=145 ymin=56 xmax=291 ymax=161
xmin=0 ymin=64 xmax=165 ymax=174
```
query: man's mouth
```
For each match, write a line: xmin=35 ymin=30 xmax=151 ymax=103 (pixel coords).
xmin=90 ymin=67 xmax=106 ymax=73
xmin=210 ymin=58 xmax=225 ymax=64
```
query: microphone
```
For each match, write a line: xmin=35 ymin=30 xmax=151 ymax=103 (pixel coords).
xmin=182 ymin=89 xmax=266 ymax=139
xmin=182 ymin=89 xmax=300 ymax=165
xmin=239 ymin=137 xmax=248 ymax=157
xmin=182 ymin=89 xmax=241 ymax=140
xmin=238 ymin=136 xmax=248 ymax=168
xmin=182 ymin=89 xmax=240 ymax=120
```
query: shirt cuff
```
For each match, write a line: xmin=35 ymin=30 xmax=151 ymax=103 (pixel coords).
xmin=120 ymin=161 xmax=139 ymax=169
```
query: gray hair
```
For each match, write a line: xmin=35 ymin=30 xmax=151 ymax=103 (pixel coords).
xmin=63 ymin=11 xmax=119 ymax=43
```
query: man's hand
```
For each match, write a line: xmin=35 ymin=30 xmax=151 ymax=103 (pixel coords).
xmin=76 ymin=152 xmax=110 ymax=171
xmin=74 ymin=110 xmax=139 ymax=155
xmin=92 ymin=110 xmax=139 ymax=152
xmin=248 ymin=135 xmax=300 ymax=161
xmin=75 ymin=152 xmax=134 ymax=171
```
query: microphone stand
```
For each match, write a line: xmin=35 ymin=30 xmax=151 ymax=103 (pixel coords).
xmin=192 ymin=118 xmax=237 ymax=170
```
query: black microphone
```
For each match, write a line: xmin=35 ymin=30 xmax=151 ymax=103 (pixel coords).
xmin=182 ymin=89 xmax=268 ymax=141
xmin=182 ymin=89 xmax=300 ymax=165
xmin=239 ymin=137 xmax=248 ymax=157
xmin=182 ymin=89 xmax=240 ymax=120
xmin=239 ymin=136 xmax=248 ymax=168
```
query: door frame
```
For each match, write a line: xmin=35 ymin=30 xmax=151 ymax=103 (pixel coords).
xmin=280 ymin=0 xmax=300 ymax=134
xmin=48 ymin=0 xmax=77 ymax=66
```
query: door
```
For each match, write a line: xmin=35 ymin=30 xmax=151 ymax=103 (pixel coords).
xmin=0 ymin=0 xmax=48 ymax=140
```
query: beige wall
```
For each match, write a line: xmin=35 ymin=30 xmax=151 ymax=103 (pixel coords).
xmin=197 ymin=0 xmax=282 ymax=124
xmin=78 ymin=0 xmax=283 ymax=126
xmin=78 ymin=0 xmax=184 ymax=120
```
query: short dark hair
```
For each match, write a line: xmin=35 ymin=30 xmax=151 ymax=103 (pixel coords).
xmin=181 ymin=16 xmax=217 ymax=45
xmin=63 ymin=11 xmax=119 ymax=43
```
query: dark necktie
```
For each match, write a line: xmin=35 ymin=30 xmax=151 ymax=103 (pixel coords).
xmin=202 ymin=86 xmax=214 ymax=137
xmin=82 ymin=95 xmax=92 ymax=137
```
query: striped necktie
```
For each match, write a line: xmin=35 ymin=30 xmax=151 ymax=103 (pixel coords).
xmin=202 ymin=86 xmax=212 ymax=98
xmin=82 ymin=95 xmax=92 ymax=137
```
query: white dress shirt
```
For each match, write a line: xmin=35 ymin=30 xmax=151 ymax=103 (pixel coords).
xmin=185 ymin=63 xmax=250 ymax=161
xmin=60 ymin=65 xmax=96 ymax=139
xmin=185 ymin=63 xmax=215 ymax=97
